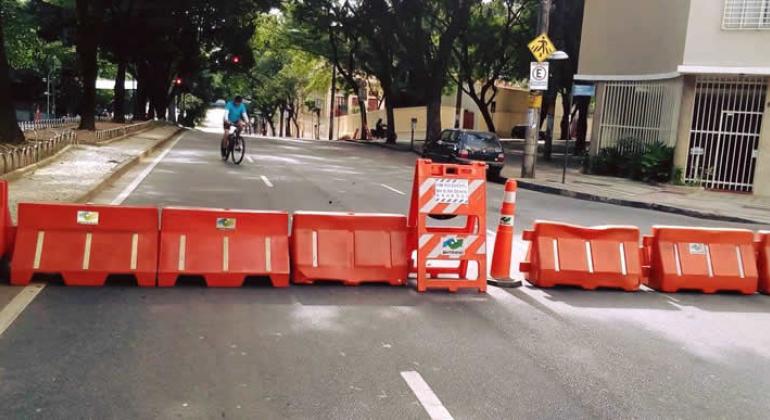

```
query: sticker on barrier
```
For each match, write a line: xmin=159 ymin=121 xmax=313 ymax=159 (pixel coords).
xmin=157 ymin=207 xmax=290 ymax=288
xmin=291 ymin=211 xmax=408 ymax=286
xmin=408 ymin=159 xmax=487 ymax=293
xmin=10 ymin=203 xmax=159 ymax=287
xmin=643 ymin=226 xmax=758 ymax=294
xmin=519 ymin=221 xmax=643 ymax=291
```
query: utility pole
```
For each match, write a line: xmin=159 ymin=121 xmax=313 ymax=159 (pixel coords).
xmin=522 ymin=0 xmax=551 ymax=178
xmin=328 ymin=63 xmax=336 ymax=140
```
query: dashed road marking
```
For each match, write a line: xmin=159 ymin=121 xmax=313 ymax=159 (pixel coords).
xmin=111 ymin=130 xmax=187 ymax=205
xmin=246 ymin=156 xmax=254 ymax=164
xmin=0 ymin=284 xmax=46 ymax=338
xmin=261 ymin=175 xmax=274 ymax=188
xmin=401 ymin=371 xmax=454 ymax=420
xmin=380 ymin=184 xmax=405 ymax=195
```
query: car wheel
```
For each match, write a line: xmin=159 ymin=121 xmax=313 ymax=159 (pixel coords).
xmin=488 ymin=168 xmax=502 ymax=180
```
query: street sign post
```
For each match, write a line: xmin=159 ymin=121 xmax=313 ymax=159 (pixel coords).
xmin=527 ymin=33 xmax=556 ymax=63
xmin=529 ymin=62 xmax=549 ymax=91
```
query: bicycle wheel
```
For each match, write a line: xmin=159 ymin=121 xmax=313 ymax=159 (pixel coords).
xmin=231 ymin=135 xmax=245 ymax=164
xmin=221 ymin=136 xmax=231 ymax=161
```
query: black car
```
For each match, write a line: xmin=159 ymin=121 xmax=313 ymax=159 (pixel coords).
xmin=422 ymin=129 xmax=505 ymax=178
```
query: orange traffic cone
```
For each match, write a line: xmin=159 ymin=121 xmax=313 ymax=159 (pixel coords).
xmin=488 ymin=179 xmax=522 ymax=287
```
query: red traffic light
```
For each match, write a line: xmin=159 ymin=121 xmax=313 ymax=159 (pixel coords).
xmin=174 ymin=77 xmax=183 ymax=85
xmin=232 ymin=55 xmax=240 ymax=64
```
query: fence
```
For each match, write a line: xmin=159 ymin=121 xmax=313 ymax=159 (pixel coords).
xmin=0 ymin=130 xmax=78 ymax=175
xmin=595 ymin=78 xmax=682 ymax=154
xmin=94 ymin=120 xmax=154 ymax=142
xmin=19 ymin=117 xmax=80 ymax=132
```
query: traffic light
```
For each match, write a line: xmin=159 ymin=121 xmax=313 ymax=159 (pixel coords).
xmin=232 ymin=55 xmax=240 ymax=64
xmin=174 ymin=77 xmax=183 ymax=86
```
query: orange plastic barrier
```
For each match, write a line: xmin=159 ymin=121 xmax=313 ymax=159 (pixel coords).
xmin=291 ymin=211 xmax=408 ymax=286
xmin=0 ymin=180 xmax=13 ymax=259
xmin=10 ymin=203 xmax=158 ymax=286
xmin=519 ymin=221 xmax=643 ymax=291
xmin=157 ymin=207 xmax=290 ymax=287
xmin=643 ymin=226 xmax=757 ymax=294
xmin=755 ymin=231 xmax=769 ymax=294
xmin=407 ymin=159 xmax=487 ymax=293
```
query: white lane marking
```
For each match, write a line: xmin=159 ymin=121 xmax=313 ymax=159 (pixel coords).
xmin=111 ymin=131 xmax=186 ymax=205
xmin=0 ymin=284 xmax=46 ymax=338
xmin=246 ymin=156 xmax=254 ymax=164
xmin=260 ymin=175 xmax=274 ymax=188
xmin=400 ymin=371 xmax=454 ymax=420
xmin=380 ymin=184 xmax=405 ymax=195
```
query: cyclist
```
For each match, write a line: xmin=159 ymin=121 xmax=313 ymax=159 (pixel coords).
xmin=223 ymin=95 xmax=249 ymax=151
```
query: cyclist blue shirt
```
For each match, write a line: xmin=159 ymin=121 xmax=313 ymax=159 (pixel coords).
xmin=225 ymin=101 xmax=247 ymax=123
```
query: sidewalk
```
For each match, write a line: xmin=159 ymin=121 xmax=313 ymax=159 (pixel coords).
xmin=500 ymin=150 xmax=770 ymax=225
xmin=5 ymin=124 xmax=182 ymax=221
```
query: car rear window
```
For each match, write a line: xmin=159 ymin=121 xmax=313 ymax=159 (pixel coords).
xmin=463 ymin=132 xmax=502 ymax=151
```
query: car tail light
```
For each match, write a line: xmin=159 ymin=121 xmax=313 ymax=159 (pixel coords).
xmin=496 ymin=153 xmax=504 ymax=161
xmin=458 ymin=149 xmax=469 ymax=158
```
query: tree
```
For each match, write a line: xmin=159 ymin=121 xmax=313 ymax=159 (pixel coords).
xmin=389 ymin=0 xmax=475 ymax=142
xmin=74 ymin=0 xmax=106 ymax=130
xmin=453 ymin=0 xmax=536 ymax=133
xmin=0 ymin=3 xmax=25 ymax=144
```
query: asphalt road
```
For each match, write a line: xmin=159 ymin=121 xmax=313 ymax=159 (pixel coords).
xmin=0 ymin=125 xmax=769 ymax=419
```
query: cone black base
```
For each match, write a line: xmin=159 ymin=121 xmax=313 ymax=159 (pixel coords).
xmin=487 ymin=278 xmax=523 ymax=288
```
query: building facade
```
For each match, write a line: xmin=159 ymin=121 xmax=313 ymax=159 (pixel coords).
xmin=577 ymin=0 xmax=770 ymax=195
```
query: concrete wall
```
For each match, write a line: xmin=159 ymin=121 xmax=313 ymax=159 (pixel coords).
xmin=578 ymin=0 xmax=691 ymax=76
xmin=683 ymin=3 xmax=770 ymax=69
xmin=751 ymin=77 xmax=770 ymax=196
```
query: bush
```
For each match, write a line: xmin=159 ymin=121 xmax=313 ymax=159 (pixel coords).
xmin=180 ymin=94 xmax=207 ymax=127
xmin=585 ymin=138 xmax=674 ymax=184
xmin=640 ymin=141 xmax=674 ymax=183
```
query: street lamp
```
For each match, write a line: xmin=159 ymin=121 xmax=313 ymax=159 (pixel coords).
xmin=546 ymin=50 xmax=572 ymax=184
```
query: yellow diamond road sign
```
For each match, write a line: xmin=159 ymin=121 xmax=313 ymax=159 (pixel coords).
xmin=528 ymin=33 xmax=556 ymax=62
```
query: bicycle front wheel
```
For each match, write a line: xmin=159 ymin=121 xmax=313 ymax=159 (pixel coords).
xmin=231 ymin=135 xmax=245 ymax=164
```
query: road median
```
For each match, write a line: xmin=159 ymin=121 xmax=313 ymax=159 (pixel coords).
xmin=6 ymin=124 xmax=184 ymax=221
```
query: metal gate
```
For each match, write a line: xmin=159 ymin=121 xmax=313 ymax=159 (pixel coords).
xmin=686 ymin=76 xmax=767 ymax=192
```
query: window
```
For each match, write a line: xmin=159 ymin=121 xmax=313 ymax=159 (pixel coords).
xmin=723 ymin=0 xmax=770 ymax=29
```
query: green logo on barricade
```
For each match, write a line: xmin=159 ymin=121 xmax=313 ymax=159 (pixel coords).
xmin=77 ymin=210 xmax=99 ymax=225
xmin=216 ymin=217 xmax=236 ymax=230
xmin=441 ymin=236 xmax=465 ymax=255
xmin=500 ymin=216 xmax=513 ymax=226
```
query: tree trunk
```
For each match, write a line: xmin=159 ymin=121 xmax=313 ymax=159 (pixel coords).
xmin=267 ymin=117 xmax=275 ymax=137
xmin=279 ymin=107 xmax=284 ymax=137
xmin=132 ymin=67 xmax=147 ymax=120
xmin=0 ymin=11 xmax=25 ymax=144
xmin=357 ymin=97 xmax=368 ymax=140
xmin=385 ymin=97 xmax=396 ymax=144
xmin=75 ymin=0 xmax=102 ymax=131
xmin=112 ymin=59 xmax=127 ymax=123
xmin=575 ymin=96 xmax=589 ymax=154
xmin=559 ymin=91 xmax=571 ymax=140
xmin=425 ymin=95 xmax=442 ymax=142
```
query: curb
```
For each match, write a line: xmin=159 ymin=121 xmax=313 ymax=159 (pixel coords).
xmin=512 ymin=178 xmax=764 ymax=225
xmin=76 ymin=126 xmax=185 ymax=203
xmin=93 ymin=123 xmax=158 ymax=146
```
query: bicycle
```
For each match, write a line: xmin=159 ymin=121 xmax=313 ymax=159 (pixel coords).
xmin=221 ymin=123 xmax=246 ymax=164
